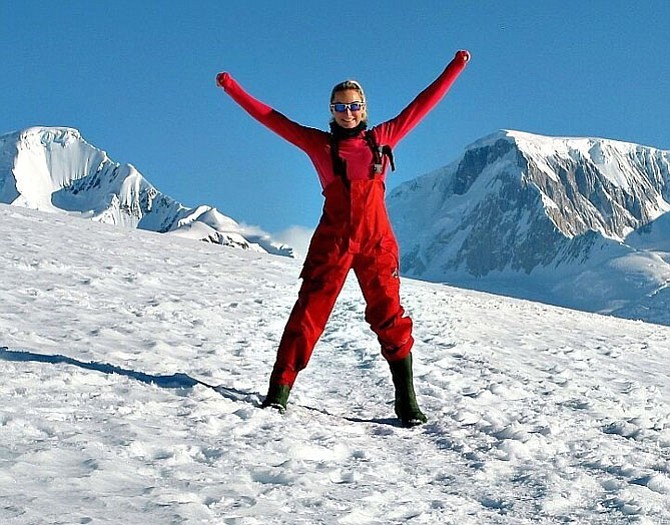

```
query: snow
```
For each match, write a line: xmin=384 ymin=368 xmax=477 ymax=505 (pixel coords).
xmin=506 ymin=129 xmax=667 ymax=194
xmin=3 ymin=203 xmax=670 ymax=524
xmin=388 ymin=129 xmax=670 ymax=325
xmin=0 ymin=127 xmax=294 ymax=258
xmin=3 ymin=127 xmax=107 ymax=212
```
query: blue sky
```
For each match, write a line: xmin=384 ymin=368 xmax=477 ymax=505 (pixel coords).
xmin=2 ymin=1 xmax=669 ymax=244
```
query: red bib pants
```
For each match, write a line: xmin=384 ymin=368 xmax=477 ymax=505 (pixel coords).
xmin=270 ymin=176 xmax=413 ymax=387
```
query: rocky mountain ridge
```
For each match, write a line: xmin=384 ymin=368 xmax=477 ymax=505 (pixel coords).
xmin=387 ymin=130 xmax=670 ymax=324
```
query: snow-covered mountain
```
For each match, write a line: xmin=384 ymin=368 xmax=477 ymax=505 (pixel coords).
xmin=0 ymin=127 xmax=293 ymax=257
xmin=388 ymin=130 xmax=670 ymax=324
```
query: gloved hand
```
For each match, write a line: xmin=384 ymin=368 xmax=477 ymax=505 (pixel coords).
xmin=216 ymin=72 xmax=231 ymax=88
xmin=456 ymin=50 xmax=471 ymax=63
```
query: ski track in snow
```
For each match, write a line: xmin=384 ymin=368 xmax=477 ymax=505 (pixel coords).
xmin=1 ymin=204 xmax=670 ymax=524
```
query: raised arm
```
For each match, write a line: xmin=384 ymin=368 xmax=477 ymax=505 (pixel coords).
xmin=377 ymin=50 xmax=470 ymax=147
xmin=216 ymin=72 xmax=318 ymax=150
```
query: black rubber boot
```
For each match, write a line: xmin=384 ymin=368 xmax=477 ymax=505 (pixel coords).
xmin=261 ymin=384 xmax=291 ymax=413
xmin=389 ymin=353 xmax=427 ymax=427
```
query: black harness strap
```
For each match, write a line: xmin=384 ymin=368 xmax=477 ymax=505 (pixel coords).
xmin=364 ymin=131 xmax=395 ymax=174
xmin=329 ymin=130 xmax=395 ymax=188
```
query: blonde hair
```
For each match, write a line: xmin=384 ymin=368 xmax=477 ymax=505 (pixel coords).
xmin=330 ymin=79 xmax=366 ymax=104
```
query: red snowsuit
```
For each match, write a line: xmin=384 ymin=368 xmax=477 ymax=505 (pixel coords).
xmin=220 ymin=52 xmax=468 ymax=387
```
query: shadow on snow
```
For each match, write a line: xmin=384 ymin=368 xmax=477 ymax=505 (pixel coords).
xmin=0 ymin=346 xmax=401 ymax=426
xmin=0 ymin=346 xmax=258 ymax=404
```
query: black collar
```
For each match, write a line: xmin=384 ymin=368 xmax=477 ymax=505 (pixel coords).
xmin=329 ymin=121 xmax=367 ymax=140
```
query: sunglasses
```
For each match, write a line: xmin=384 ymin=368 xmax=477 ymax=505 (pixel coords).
xmin=330 ymin=102 xmax=365 ymax=113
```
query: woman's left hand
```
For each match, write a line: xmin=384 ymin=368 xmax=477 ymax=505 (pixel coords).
xmin=456 ymin=50 xmax=471 ymax=63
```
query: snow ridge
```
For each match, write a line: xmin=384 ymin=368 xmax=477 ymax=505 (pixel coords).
xmin=0 ymin=127 xmax=293 ymax=257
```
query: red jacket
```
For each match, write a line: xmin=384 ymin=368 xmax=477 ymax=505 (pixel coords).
xmin=219 ymin=52 xmax=469 ymax=190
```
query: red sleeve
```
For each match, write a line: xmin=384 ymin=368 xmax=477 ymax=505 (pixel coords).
xmin=219 ymin=74 xmax=320 ymax=151
xmin=376 ymin=52 xmax=469 ymax=148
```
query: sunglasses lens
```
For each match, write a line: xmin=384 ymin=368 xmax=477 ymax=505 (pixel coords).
xmin=332 ymin=102 xmax=363 ymax=113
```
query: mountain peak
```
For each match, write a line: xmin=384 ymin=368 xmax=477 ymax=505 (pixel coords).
xmin=387 ymin=130 xmax=670 ymax=324
xmin=0 ymin=126 xmax=293 ymax=257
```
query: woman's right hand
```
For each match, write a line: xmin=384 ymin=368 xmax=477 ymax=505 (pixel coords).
xmin=216 ymin=72 xmax=231 ymax=88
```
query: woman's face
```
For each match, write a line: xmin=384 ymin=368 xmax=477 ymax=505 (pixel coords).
xmin=330 ymin=89 xmax=366 ymax=129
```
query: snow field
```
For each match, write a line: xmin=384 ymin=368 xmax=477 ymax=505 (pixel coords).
xmin=2 ymin=204 xmax=670 ymax=524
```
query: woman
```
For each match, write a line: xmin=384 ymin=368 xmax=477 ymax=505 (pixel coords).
xmin=216 ymin=49 xmax=470 ymax=427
